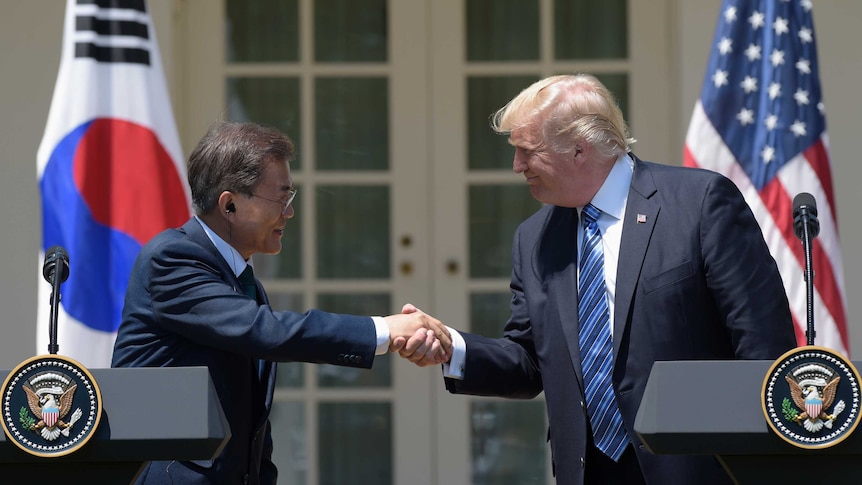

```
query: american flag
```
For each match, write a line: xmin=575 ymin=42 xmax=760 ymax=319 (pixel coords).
xmin=683 ymin=0 xmax=849 ymax=356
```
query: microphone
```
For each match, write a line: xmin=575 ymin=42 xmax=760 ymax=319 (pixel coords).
xmin=42 ymin=245 xmax=69 ymax=354
xmin=792 ymin=193 xmax=818 ymax=346
xmin=793 ymin=192 xmax=820 ymax=240
xmin=43 ymin=245 xmax=70 ymax=284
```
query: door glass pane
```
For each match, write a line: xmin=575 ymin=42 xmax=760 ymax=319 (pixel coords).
xmin=314 ymin=0 xmax=387 ymax=62
xmin=554 ymin=0 xmax=628 ymax=60
xmin=468 ymin=76 xmax=538 ymax=170
xmin=471 ymin=401 xmax=547 ymax=485
xmin=469 ymin=185 xmax=542 ymax=278
xmin=317 ymin=293 xmax=392 ymax=387
xmin=317 ymin=185 xmax=390 ymax=278
xmin=595 ymin=73 xmax=629 ymax=125
xmin=319 ymin=402 xmax=392 ymax=485
xmin=315 ymin=77 xmax=389 ymax=170
xmin=226 ymin=77 xmax=303 ymax=169
xmin=470 ymin=292 xmax=511 ymax=336
xmin=226 ymin=0 xmax=299 ymax=62
xmin=466 ymin=0 xmax=539 ymax=61
xmin=275 ymin=361 xmax=304 ymax=388
xmin=269 ymin=401 xmax=306 ymax=483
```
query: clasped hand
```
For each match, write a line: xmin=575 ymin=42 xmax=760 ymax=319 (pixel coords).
xmin=385 ymin=303 xmax=451 ymax=367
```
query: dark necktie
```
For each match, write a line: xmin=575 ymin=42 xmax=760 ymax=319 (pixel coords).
xmin=578 ymin=204 xmax=629 ymax=461
xmin=238 ymin=264 xmax=264 ymax=396
xmin=238 ymin=265 xmax=257 ymax=300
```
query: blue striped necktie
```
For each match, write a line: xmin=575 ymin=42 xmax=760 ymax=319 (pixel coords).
xmin=578 ymin=204 xmax=629 ymax=461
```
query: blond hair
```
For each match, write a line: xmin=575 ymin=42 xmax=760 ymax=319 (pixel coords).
xmin=491 ymin=74 xmax=635 ymax=160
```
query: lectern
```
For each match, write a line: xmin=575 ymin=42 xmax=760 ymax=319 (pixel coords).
xmin=635 ymin=360 xmax=862 ymax=484
xmin=0 ymin=366 xmax=229 ymax=484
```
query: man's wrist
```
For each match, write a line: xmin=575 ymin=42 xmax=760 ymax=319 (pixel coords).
xmin=372 ymin=316 xmax=389 ymax=355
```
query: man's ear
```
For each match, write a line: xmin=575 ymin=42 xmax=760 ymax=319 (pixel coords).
xmin=218 ymin=191 xmax=235 ymax=216
xmin=572 ymin=144 xmax=586 ymax=164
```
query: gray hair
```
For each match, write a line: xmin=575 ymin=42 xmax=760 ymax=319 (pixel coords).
xmin=187 ymin=121 xmax=295 ymax=214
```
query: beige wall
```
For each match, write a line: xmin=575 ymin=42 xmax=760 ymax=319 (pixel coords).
xmin=1 ymin=0 xmax=861 ymax=368
xmin=1 ymin=1 xmax=63 ymax=366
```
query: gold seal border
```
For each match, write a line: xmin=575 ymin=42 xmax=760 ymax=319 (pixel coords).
xmin=760 ymin=345 xmax=862 ymax=450
xmin=1 ymin=354 xmax=103 ymax=458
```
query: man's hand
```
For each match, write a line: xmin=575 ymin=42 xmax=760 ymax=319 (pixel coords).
xmin=384 ymin=304 xmax=451 ymax=366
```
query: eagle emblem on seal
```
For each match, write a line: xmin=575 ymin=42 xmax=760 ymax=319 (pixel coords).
xmin=784 ymin=363 xmax=845 ymax=433
xmin=20 ymin=371 xmax=83 ymax=441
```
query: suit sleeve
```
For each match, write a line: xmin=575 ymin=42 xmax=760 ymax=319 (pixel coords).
xmin=444 ymin=224 xmax=543 ymax=398
xmin=128 ymin=238 xmax=377 ymax=367
xmin=700 ymin=175 xmax=797 ymax=358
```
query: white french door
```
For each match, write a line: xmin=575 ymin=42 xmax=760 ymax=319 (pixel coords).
xmin=181 ymin=0 xmax=673 ymax=483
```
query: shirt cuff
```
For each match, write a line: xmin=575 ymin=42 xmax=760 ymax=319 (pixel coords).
xmin=373 ymin=316 xmax=389 ymax=355
xmin=442 ymin=326 xmax=466 ymax=379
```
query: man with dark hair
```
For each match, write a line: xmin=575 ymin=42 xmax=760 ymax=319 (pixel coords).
xmin=112 ymin=121 xmax=449 ymax=484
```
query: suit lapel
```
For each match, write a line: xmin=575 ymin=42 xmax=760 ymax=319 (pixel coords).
xmin=613 ymin=157 xmax=659 ymax=359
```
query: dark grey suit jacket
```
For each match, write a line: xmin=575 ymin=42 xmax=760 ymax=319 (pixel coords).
xmin=112 ymin=218 xmax=377 ymax=484
xmin=445 ymin=155 xmax=797 ymax=484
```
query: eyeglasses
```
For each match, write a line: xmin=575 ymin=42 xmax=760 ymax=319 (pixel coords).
xmin=249 ymin=188 xmax=297 ymax=214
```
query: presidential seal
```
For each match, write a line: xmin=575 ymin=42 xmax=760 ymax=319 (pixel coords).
xmin=762 ymin=346 xmax=861 ymax=449
xmin=1 ymin=354 xmax=102 ymax=457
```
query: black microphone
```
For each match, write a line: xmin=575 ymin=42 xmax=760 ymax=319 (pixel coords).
xmin=42 ymin=245 xmax=69 ymax=354
xmin=792 ymin=193 xmax=818 ymax=346
xmin=42 ymin=245 xmax=70 ymax=284
xmin=793 ymin=192 xmax=820 ymax=240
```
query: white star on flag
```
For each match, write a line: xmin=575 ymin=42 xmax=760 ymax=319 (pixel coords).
xmin=741 ymin=76 xmax=758 ymax=93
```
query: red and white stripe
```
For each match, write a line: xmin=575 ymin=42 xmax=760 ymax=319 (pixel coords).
xmin=684 ymin=101 xmax=849 ymax=356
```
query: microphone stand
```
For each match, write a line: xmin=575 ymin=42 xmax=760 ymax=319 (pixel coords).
xmin=801 ymin=219 xmax=816 ymax=346
xmin=48 ymin=264 xmax=62 ymax=355
xmin=43 ymin=246 xmax=69 ymax=355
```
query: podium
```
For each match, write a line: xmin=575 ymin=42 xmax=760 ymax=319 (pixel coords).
xmin=0 ymin=366 xmax=230 ymax=484
xmin=635 ymin=360 xmax=862 ymax=484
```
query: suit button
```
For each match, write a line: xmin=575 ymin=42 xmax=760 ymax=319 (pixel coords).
xmin=580 ymin=457 xmax=585 ymax=468
xmin=580 ymin=400 xmax=585 ymax=409
xmin=355 ymin=355 xmax=362 ymax=364
xmin=243 ymin=474 xmax=250 ymax=484
xmin=337 ymin=353 xmax=345 ymax=363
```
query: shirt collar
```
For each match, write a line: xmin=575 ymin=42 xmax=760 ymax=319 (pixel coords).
xmin=194 ymin=216 xmax=250 ymax=278
xmin=585 ymin=153 xmax=634 ymax=221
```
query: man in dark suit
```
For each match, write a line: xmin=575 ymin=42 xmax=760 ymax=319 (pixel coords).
xmin=402 ymin=74 xmax=797 ymax=484
xmin=112 ymin=121 xmax=450 ymax=484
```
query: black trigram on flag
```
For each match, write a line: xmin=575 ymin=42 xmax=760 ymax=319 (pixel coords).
xmin=74 ymin=0 xmax=151 ymax=66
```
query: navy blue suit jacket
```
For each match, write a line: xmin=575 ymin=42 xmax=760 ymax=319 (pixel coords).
xmin=445 ymin=156 xmax=797 ymax=484
xmin=112 ymin=218 xmax=377 ymax=484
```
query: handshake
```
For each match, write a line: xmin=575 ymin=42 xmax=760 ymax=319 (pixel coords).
xmin=384 ymin=303 xmax=453 ymax=367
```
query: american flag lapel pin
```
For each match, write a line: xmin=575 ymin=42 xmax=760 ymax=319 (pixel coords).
xmin=637 ymin=214 xmax=647 ymax=224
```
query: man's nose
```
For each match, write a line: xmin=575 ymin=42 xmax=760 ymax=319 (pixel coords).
xmin=513 ymin=155 xmax=526 ymax=173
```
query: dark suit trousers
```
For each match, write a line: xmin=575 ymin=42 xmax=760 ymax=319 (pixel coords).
xmin=585 ymin=438 xmax=647 ymax=485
